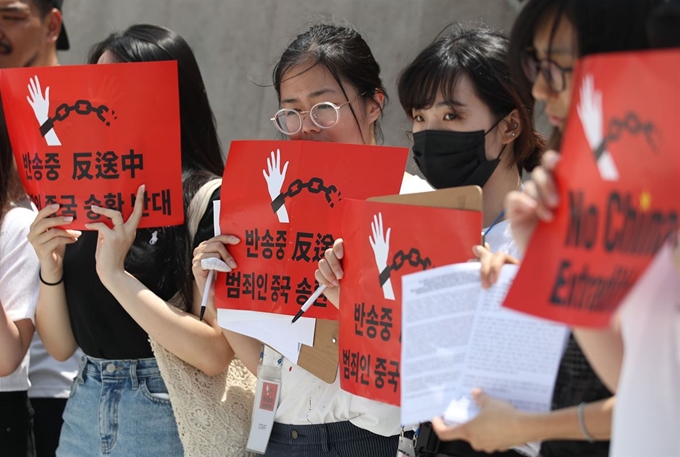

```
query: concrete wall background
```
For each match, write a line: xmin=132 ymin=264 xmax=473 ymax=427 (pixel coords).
xmin=58 ymin=1 xmax=519 ymax=168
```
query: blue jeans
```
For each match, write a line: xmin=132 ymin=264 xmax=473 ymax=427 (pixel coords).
xmin=57 ymin=356 xmax=183 ymax=456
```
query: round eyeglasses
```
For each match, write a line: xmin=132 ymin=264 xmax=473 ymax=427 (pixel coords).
xmin=521 ymin=50 xmax=573 ymax=93
xmin=270 ymin=92 xmax=366 ymax=135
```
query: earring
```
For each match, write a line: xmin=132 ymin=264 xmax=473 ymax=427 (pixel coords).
xmin=513 ymin=123 xmax=518 ymax=129
xmin=511 ymin=133 xmax=516 ymax=137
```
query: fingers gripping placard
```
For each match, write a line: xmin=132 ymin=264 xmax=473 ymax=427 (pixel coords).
xmin=504 ymin=50 xmax=680 ymax=327
xmin=2 ymin=61 xmax=184 ymax=229
xmin=339 ymin=198 xmax=481 ymax=406
xmin=216 ymin=140 xmax=409 ymax=320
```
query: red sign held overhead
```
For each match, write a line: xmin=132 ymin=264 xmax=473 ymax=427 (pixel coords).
xmin=339 ymin=198 xmax=481 ymax=406
xmin=0 ymin=61 xmax=184 ymax=229
xmin=216 ymin=140 xmax=409 ymax=320
xmin=504 ymin=50 xmax=680 ymax=328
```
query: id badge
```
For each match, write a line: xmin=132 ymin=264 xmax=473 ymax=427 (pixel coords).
xmin=246 ymin=358 xmax=282 ymax=454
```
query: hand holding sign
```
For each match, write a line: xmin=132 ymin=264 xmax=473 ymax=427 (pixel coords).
xmin=192 ymin=235 xmax=240 ymax=295
xmin=262 ymin=149 xmax=289 ymax=223
xmin=369 ymin=212 xmax=395 ymax=300
xmin=85 ymin=185 xmax=145 ymax=284
xmin=27 ymin=204 xmax=82 ymax=280
xmin=314 ymin=238 xmax=344 ymax=308
xmin=505 ymin=150 xmax=561 ymax=254
xmin=26 ymin=75 xmax=61 ymax=146
xmin=4 ymin=62 xmax=184 ymax=230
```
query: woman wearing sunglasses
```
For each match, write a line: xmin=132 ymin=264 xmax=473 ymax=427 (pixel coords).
xmin=193 ymin=22 xmax=414 ymax=457
xmin=430 ymin=1 xmax=662 ymax=456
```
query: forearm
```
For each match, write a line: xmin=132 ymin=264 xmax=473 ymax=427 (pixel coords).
xmin=572 ymin=326 xmax=622 ymax=392
xmin=103 ymin=270 xmax=234 ymax=376
xmin=0 ymin=309 xmax=33 ymax=376
xmin=519 ymin=397 xmax=613 ymax=442
xmin=35 ymin=281 xmax=78 ymax=362
xmin=223 ymin=329 xmax=262 ymax=376
xmin=195 ymin=289 xmax=262 ymax=376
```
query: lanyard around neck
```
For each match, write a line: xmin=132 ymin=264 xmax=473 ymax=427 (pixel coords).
xmin=482 ymin=209 xmax=505 ymax=246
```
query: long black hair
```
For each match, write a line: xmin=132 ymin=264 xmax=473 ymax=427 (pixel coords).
xmin=648 ymin=0 xmax=680 ymax=47
xmin=508 ymin=0 xmax=662 ymax=148
xmin=89 ymin=24 xmax=224 ymax=309
xmin=398 ymin=24 xmax=545 ymax=172
xmin=0 ymin=94 xmax=27 ymax=220
xmin=272 ymin=22 xmax=388 ymax=144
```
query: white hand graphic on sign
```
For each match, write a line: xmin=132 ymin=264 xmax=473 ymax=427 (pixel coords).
xmin=577 ymin=74 xmax=619 ymax=181
xmin=26 ymin=75 xmax=61 ymax=146
xmin=262 ymin=149 xmax=290 ymax=223
xmin=369 ymin=212 xmax=395 ymax=300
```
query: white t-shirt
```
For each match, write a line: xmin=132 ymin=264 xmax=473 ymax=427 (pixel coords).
xmin=400 ymin=172 xmax=434 ymax=194
xmin=275 ymin=359 xmax=401 ymax=436
xmin=0 ymin=207 xmax=40 ymax=392
xmin=611 ymin=244 xmax=680 ymax=457
xmin=483 ymin=219 xmax=521 ymax=259
xmin=28 ymin=336 xmax=81 ymax=398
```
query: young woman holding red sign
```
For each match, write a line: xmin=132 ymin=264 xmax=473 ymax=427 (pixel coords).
xmin=27 ymin=24 xmax=231 ymax=457
xmin=429 ymin=1 xmax=664 ymax=456
xmin=498 ymin=1 xmax=677 ymax=457
xmin=192 ymin=22 xmax=411 ymax=457
xmin=0 ymin=110 xmax=41 ymax=456
xmin=317 ymin=24 xmax=547 ymax=457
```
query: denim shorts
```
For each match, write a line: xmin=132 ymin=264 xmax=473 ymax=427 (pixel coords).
xmin=57 ymin=355 xmax=183 ymax=457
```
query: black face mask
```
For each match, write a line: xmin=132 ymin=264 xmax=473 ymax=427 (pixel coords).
xmin=412 ymin=119 xmax=506 ymax=190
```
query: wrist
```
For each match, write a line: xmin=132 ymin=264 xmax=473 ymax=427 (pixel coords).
xmin=39 ymin=268 xmax=64 ymax=286
xmin=98 ymin=267 xmax=129 ymax=291
xmin=39 ymin=265 xmax=63 ymax=284
xmin=515 ymin=411 xmax=548 ymax=443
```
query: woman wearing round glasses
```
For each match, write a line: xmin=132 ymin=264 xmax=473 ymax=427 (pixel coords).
xmin=194 ymin=22 xmax=411 ymax=457
xmin=270 ymin=92 xmax=368 ymax=138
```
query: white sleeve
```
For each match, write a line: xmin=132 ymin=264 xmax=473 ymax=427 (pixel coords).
xmin=0 ymin=207 xmax=40 ymax=323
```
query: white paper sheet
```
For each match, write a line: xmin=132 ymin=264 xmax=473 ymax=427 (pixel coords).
xmin=401 ymin=264 xmax=480 ymax=426
xmin=444 ymin=265 xmax=569 ymax=424
xmin=217 ymin=309 xmax=316 ymax=364
xmin=401 ymin=262 xmax=568 ymax=429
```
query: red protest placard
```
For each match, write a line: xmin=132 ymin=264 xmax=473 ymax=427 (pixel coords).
xmin=338 ymin=198 xmax=481 ymax=406
xmin=216 ymin=140 xmax=408 ymax=320
xmin=0 ymin=61 xmax=183 ymax=229
xmin=504 ymin=50 xmax=680 ymax=328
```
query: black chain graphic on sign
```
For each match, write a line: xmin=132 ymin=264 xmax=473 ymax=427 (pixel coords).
xmin=594 ymin=112 xmax=658 ymax=160
xmin=271 ymin=177 xmax=342 ymax=213
xmin=379 ymin=248 xmax=433 ymax=286
xmin=40 ymin=100 xmax=117 ymax=136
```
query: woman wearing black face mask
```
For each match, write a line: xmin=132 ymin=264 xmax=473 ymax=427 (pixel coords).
xmin=398 ymin=25 xmax=545 ymax=234
xmin=392 ymin=25 xmax=547 ymax=457
xmin=314 ymin=24 xmax=546 ymax=457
